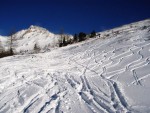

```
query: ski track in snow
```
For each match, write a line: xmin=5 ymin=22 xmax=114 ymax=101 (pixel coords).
xmin=0 ymin=19 xmax=150 ymax=113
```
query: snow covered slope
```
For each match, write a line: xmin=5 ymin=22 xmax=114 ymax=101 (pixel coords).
xmin=0 ymin=36 xmax=9 ymax=52
xmin=0 ymin=25 xmax=73 ymax=54
xmin=0 ymin=19 xmax=150 ymax=113
xmin=12 ymin=26 xmax=61 ymax=54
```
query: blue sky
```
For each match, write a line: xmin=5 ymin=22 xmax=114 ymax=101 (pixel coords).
xmin=0 ymin=0 xmax=150 ymax=35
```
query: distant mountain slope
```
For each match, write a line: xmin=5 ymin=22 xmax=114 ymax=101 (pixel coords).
xmin=96 ymin=19 xmax=150 ymax=39
xmin=0 ymin=35 xmax=9 ymax=52
xmin=0 ymin=19 xmax=150 ymax=113
xmin=0 ymin=25 xmax=73 ymax=54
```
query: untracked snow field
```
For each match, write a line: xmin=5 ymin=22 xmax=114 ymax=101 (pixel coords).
xmin=0 ymin=19 xmax=150 ymax=113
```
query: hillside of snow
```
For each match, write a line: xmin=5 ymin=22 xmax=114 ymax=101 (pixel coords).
xmin=0 ymin=25 xmax=73 ymax=54
xmin=0 ymin=36 xmax=9 ymax=52
xmin=0 ymin=19 xmax=150 ymax=113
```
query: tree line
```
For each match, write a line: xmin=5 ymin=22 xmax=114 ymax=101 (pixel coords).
xmin=59 ymin=30 xmax=96 ymax=47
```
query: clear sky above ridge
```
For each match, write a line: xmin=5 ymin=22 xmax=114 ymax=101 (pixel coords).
xmin=0 ymin=0 xmax=150 ymax=35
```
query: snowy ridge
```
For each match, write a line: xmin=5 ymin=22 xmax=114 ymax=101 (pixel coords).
xmin=0 ymin=19 xmax=150 ymax=113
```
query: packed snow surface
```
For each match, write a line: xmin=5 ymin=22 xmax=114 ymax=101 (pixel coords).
xmin=0 ymin=19 xmax=150 ymax=113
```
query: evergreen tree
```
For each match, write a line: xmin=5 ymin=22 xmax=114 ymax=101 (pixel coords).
xmin=63 ymin=37 xmax=67 ymax=46
xmin=78 ymin=32 xmax=86 ymax=42
xmin=8 ymin=29 xmax=16 ymax=55
xmin=60 ymin=28 xmax=64 ymax=44
xmin=73 ymin=34 xmax=78 ymax=42
xmin=90 ymin=30 xmax=96 ymax=38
